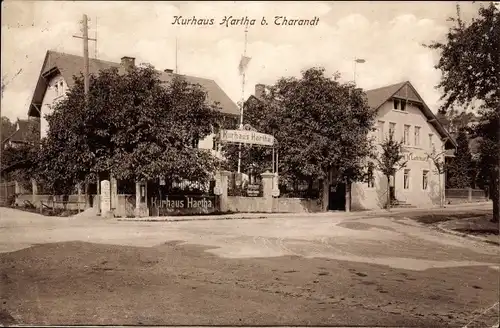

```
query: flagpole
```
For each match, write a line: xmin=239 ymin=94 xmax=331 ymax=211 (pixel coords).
xmin=237 ymin=25 xmax=249 ymax=174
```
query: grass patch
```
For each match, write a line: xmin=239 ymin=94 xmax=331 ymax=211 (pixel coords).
xmin=454 ymin=228 xmax=499 ymax=236
xmin=412 ymin=212 xmax=490 ymax=225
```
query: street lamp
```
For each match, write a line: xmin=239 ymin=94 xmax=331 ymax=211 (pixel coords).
xmin=354 ymin=58 xmax=366 ymax=84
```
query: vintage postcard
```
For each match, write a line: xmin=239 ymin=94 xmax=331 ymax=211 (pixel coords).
xmin=1 ymin=1 xmax=499 ymax=327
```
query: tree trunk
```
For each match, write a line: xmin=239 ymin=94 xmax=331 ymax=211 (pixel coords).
xmin=439 ymin=175 xmax=444 ymax=208
xmin=321 ymin=179 xmax=329 ymax=212
xmin=491 ymin=167 xmax=499 ymax=223
xmin=84 ymin=182 xmax=90 ymax=209
xmin=345 ymin=179 xmax=351 ymax=212
xmin=386 ymin=176 xmax=391 ymax=211
xmin=307 ymin=178 xmax=314 ymax=198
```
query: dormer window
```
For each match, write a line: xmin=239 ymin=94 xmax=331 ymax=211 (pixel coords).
xmin=393 ymin=98 xmax=407 ymax=111
xmin=393 ymin=99 xmax=400 ymax=110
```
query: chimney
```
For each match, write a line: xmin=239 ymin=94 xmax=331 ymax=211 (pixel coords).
xmin=120 ymin=56 xmax=135 ymax=72
xmin=164 ymin=69 xmax=174 ymax=74
xmin=255 ymin=84 xmax=266 ymax=99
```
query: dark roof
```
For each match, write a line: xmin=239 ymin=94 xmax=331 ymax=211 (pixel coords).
xmin=3 ymin=119 xmax=38 ymax=145
xmin=365 ymin=81 xmax=457 ymax=149
xmin=365 ymin=82 xmax=407 ymax=110
xmin=28 ymin=50 xmax=239 ymax=117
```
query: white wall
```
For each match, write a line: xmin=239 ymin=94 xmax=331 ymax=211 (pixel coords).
xmin=40 ymin=74 xmax=68 ymax=139
xmin=352 ymin=98 xmax=445 ymax=210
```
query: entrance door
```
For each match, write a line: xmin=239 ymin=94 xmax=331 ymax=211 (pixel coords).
xmin=328 ymin=182 xmax=346 ymax=211
xmin=389 ymin=173 xmax=396 ymax=201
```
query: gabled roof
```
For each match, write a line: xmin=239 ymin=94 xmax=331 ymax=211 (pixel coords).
xmin=365 ymin=82 xmax=407 ymax=110
xmin=365 ymin=81 xmax=457 ymax=149
xmin=2 ymin=119 xmax=38 ymax=145
xmin=28 ymin=50 xmax=239 ymax=117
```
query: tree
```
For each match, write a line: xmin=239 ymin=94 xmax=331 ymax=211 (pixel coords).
xmin=447 ymin=128 xmax=474 ymax=188
xmin=436 ymin=109 xmax=478 ymax=134
xmin=221 ymin=67 xmax=376 ymax=210
xmin=427 ymin=147 xmax=447 ymax=208
xmin=36 ymin=64 xmax=223 ymax=195
xmin=427 ymin=3 xmax=500 ymax=222
xmin=374 ymin=131 xmax=407 ymax=210
xmin=1 ymin=117 xmax=16 ymax=143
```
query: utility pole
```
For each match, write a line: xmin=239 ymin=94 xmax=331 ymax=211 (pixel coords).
xmin=73 ymin=14 xmax=97 ymax=210
xmin=175 ymin=37 xmax=178 ymax=74
xmin=73 ymin=14 xmax=96 ymax=95
xmin=94 ymin=16 xmax=98 ymax=59
xmin=237 ymin=25 xmax=249 ymax=174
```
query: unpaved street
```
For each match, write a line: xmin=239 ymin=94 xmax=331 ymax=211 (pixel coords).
xmin=1 ymin=205 xmax=499 ymax=327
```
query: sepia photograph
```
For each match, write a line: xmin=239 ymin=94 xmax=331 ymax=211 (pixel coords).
xmin=1 ymin=1 xmax=499 ymax=327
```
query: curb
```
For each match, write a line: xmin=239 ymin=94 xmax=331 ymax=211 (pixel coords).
xmin=117 ymin=215 xmax=270 ymax=223
xmin=435 ymin=222 xmax=499 ymax=246
xmin=113 ymin=203 xmax=493 ymax=223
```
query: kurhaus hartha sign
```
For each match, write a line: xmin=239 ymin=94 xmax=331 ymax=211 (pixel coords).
xmin=150 ymin=195 xmax=218 ymax=216
xmin=220 ymin=129 xmax=275 ymax=146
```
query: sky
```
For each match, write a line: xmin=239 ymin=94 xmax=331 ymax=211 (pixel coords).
xmin=0 ymin=1 xmax=488 ymax=121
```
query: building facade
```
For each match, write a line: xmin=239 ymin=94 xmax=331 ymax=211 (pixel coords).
xmin=27 ymin=51 xmax=239 ymax=157
xmin=351 ymin=81 xmax=457 ymax=209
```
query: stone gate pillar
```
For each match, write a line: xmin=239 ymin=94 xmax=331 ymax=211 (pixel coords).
xmin=217 ymin=171 xmax=231 ymax=212
xmin=261 ymin=171 xmax=275 ymax=213
xmin=100 ymin=180 xmax=113 ymax=218
xmin=134 ymin=181 xmax=149 ymax=217
xmin=110 ymin=175 xmax=118 ymax=211
xmin=31 ymin=179 xmax=38 ymax=206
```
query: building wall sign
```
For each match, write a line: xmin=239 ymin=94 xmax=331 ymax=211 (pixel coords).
xmin=220 ymin=129 xmax=275 ymax=146
xmin=150 ymin=195 xmax=218 ymax=216
xmin=246 ymin=184 xmax=260 ymax=197
xmin=403 ymin=153 xmax=428 ymax=162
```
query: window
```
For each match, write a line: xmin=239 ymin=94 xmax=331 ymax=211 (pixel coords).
xmin=400 ymin=100 xmax=407 ymax=111
xmin=422 ymin=170 xmax=429 ymax=190
xmin=366 ymin=162 xmax=375 ymax=188
xmin=414 ymin=126 xmax=421 ymax=146
xmin=389 ymin=122 xmax=396 ymax=137
xmin=55 ymin=83 xmax=59 ymax=96
xmin=404 ymin=125 xmax=410 ymax=145
xmin=404 ymin=169 xmax=410 ymax=189
xmin=191 ymin=137 xmax=199 ymax=148
xmin=377 ymin=120 xmax=385 ymax=142
xmin=393 ymin=99 xmax=400 ymax=110
xmin=59 ymin=81 xmax=64 ymax=95
xmin=429 ymin=133 xmax=434 ymax=149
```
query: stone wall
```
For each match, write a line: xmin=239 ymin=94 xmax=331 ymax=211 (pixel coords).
xmin=273 ymin=197 xmax=322 ymax=213
xmin=226 ymin=196 xmax=268 ymax=213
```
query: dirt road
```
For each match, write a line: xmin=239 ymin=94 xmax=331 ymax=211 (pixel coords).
xmin=1 ymin=205 xmax=498 ymax=327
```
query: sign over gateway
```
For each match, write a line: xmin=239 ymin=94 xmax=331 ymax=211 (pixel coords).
xmin=219 ymin=129 xmax=275 ymax=146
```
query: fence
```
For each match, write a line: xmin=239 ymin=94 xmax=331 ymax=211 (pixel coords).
xmin=445 ymin=188 xmax=488 ymax=204
xmin=16 ymin=194 xmax=86 ymax=212
xmin=0 ymin=181 xmax=16 ymax=206
xmin=278 ymin=180 xmax=321 ymax=199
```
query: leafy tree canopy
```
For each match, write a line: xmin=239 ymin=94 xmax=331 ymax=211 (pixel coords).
xmin=36 ymin=64 xmax=224 ymax=193
xmin=222 ymin=67 xmax=376 ymax=188
xmin=428 ymin=2 xmax=500 ymax=221
xmin=447 ymin=128 xmax=474 ymax=188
